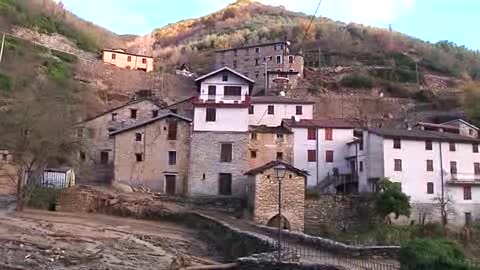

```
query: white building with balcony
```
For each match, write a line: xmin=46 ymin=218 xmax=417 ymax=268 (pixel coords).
xmin=249 ymin=96 xmax=314 ymax=127
xmin=189 ymin=67 xmax=254 ymax=196
xmin=348 ymin=128 xmax=480 ymax=226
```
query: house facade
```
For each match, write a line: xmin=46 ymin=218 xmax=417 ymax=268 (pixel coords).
xmin=282 ymin=119 xmax=356 ymax=189
xmin=248 ymin=96 xmax=314 ymax=127
xmin=215 ymin=41 xmax=304 ymax=93
xmin=248 ymin=125 xmax=293 ymax=170
xmin=76 ymin=98 xmax=161 ymax=183
xmin=188 ymin=67 xmax=254 ymax=196
xmin=245 ymin=161 xmax=307 ymax=232
xmin=110 ymin=113 xmax=192 ymax=194
xmin=348 ymin=128 xmax=480 ymax=226
xmin=0 ymin=150 xmax=17 ymax=195
xmin=102 ymin=49 xmax=154 ymax=72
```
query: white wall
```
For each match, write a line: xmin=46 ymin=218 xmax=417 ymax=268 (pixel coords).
xmin=292 ymin=127 xmax=354 ymax=187
xmin=198 ymin=73 xmax=250 ymax=104
xmin=249 ymin=104 xmax=313 ymax=127
xmin=193 ymin=107 xmax=249 ymax=132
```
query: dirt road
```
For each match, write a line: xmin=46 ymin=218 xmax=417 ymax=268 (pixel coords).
xmin=0 ymin=209 xmax=221 ymax=270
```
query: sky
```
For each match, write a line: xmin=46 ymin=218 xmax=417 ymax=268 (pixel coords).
xmin=56 ymin=0 xmax=480 ymax=50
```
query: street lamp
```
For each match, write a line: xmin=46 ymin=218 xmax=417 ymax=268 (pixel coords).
xmin=273 ymin=164 xmax=287 ymax=262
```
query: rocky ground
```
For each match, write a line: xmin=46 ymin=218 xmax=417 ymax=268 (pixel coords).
xmin=0 ymin=203 xmax=223 ymax=270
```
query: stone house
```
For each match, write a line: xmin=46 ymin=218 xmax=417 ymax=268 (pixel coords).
xmin=102 ymin=49 xmax=154 ymax=72
xmin=76 ymin=98 xmax=161 ymax=183
xmin=415 ymin=119 xmax=479 ymax=139
xmin=348 ymin=128 xmax=480 ymax=226
xmin=248 ymin=125 xmax=293 ymax=170
xmin=215 ymin=41 xmax=304 ymax=93
xmin=0 ymin=150 xmax=17 ymax=195
xmin=110 ymin=112 xmax=192 ymax=194
xmin=245 ymin=160 xmax=307 ymax=232
xmin=189 ymin=67 xmax=254 ymax=196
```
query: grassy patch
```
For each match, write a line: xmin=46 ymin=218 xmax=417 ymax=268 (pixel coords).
xmin=43 ymin=59 xmax=70 ymax=81
xmin=51 ymin=50 xmax=78 ymax=64
xmin=0 ymin=73 xmax=12 ymax=92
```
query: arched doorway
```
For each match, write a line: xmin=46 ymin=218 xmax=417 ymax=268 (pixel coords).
xmin=266 ymin=214 xmax=291 ymax=230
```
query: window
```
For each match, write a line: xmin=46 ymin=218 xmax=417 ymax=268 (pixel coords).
xmin=142 ymin=58 xmax=147 ymax=64
xmin=255 ymin=73 xmax=259 ymax=78
xmin=276 ymin=152 xmax=283 ymax=160
xmin=111 ymin=53 xmax=116 ymax=60
xmin=112 ymin=113 xmax=118 ymax=121
xmin=206 ymin=108 xmax=216 ymax=122
xmin=307 ymin=128 xmax=316 ymax=140
xmin=393 ymin=138 xmax=401 ymax=149
xmin=79 ymin=152 xmax=86 ymax=162
xmin=307 ymin=150 xmax=317 ymax=162
xmin=233 ymin=60 xmax=237 ymax=68
xmin=449 ymin=142 xmax=456 ymax=151
xmin=130 ymin=109 xmax=137 ymax=119
xmin=464 ymin=186 xmax=472 ymax=200
xmin=100 ymin=151 xmax=109 ymax=164
xmin=250 ymin=150 xmax=257 ymax=159
xmin=255 ymin=58 xmax=260 ymax=66
xmin=135 ymin=153 xmax=143 ymax=162
xmin=220 ymin=143 xmax=232 ymax=162
xmin=359 ymin=140 xmax=364 ymax=151
xmin=276 ymin=133 xmax=284 ymax=142
xmin=77 ymin=128 xmax=84 ymax=138
xmin=427 ymin=182 xmax=434 ymax=194
xmin=394 ymin=159 xmax=402 ymax=171
xmin=474 ymin=144 xmax=479 ymax=153
xmin=276 ymin=55 xmax=282 ymax=64
xmin=255 ymin=47 xmax=260 ymax=53
xmin=425 ymin=140 xmax=433 ymax=150
xmin=224 ymin=86 xmax=242 ymax=97
xmin=208 ymin=85 xmax=216 ymax=100
xmin=152 ymin=110 xmax=159 ymax=118
xmin=251 ymin=132 xmax=258 ymax=140
xmin=248 ymin=105 xmax=254 ymax=115
xmin=359 ymin=161 xmax=364 ymax=172
xmin=426 ymin=160 xmax=434 ymax=171
xmin=475 ymin=162 xmax=480 ymax=176
xmin=233 ymin=49 xmax=238 ymax=56
xmin=171 ymin=109 xmax=178 ymax=114
xmin=325 ymin=150 xmax=334 ymax=163
xmin=127 ymin=56 xmax=131 ymax=62
xmin=88 ymin=128 xmax=95 ymax=139
xmin=167 ymin=120 xmax=177 ymax=140
xmin=168 ymin=151 xmax=176 ymax=165
xmin=465 ymin=212 xmax=473 ymax=227
xmin=450 ymin=161 xmax=457 ymax=175
xmin=222 ymin=74 xmax=228 ymax=82
xmin=289 ymin=56 xmax=294 ymax=64
xmin=267 ymin=105 xmax=274 ymax=115
xmin=296 ymin=106 xmax=303 ymax=115
xmin=135 ymin=133 xmax=142 ymax=142
xmin=219 ymin=173 xmax=232 ymax=195
xmin=325 ymin=128 xmax=333 ymax=141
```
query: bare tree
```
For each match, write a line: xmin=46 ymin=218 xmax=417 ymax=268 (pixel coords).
xmin=0 ymin=83 xmax=82 ymax=211
xmin=433 ymin=193 xmax=455 ymax=226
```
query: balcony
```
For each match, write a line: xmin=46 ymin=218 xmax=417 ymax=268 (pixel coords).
xmin=193 ymin=95 xmax=250 ymax=107
xmin=446 ymin=173 xmax=480 ymax=185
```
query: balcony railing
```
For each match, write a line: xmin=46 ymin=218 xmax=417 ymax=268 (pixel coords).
xmin=446 ymin=173 xmax=480 ymax=185
xmin=195 ymin=95 xmax=250 ymax=105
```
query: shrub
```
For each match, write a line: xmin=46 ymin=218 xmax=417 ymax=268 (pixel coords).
xmin=43 ymin=60 xmax=70 ymax=81
xmin=0 ymin=73 xmax=12 ymax=92
xmin=375 ymin=178 xmax=411 ymax=220
xmin=383 ymin=82 xmax=411 ymax=98
xmin=51 ymin=50 xmax=78 ymax=63
xmin=400 ymin=239 xmax=477 ymax=270
xmin=340 ymin=73 xmax=374 ymax=88
xmin=25 ymin=185 xmax=61 ymax=211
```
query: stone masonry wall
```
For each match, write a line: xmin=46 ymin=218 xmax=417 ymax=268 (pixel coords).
xmin=189 ymin=132 xmax=249 ymax=196
xmin=252 ymin=168 xmax=305 ymax=232
xmin=248 ymin=132 xmax=293 ymax=170
xmin=304 ymin=195 xmax=376 ymax=235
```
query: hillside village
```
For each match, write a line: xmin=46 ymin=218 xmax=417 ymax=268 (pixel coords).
xmin=1 ymin=0 xmax=480 ymax=269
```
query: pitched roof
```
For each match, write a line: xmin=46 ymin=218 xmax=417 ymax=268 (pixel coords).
xmin=441 ymin=119 xmax=480 ymax=130
xmin=80 ymin=98 xmax=161 ymax=124
xmin=283 ymin=118 xmax=356 ymax=129
xmin=215 ymin=41 xmax=289 ymax=53
xmin=195 ymin=67 xmax=255 ymax=84
xmin=366 ymin=128 xmax=480 ymax=143
xmin=102 ymin=49 xmax=153 ymax=59
xmin=244 ymin=160 xmax=309 ymax=176
xmin=109 ymin=112 xmax=191 ymax=136
xmin=250 ymin=96 xmax=315 ymax=104
xmin=249 ymin=125 xmax=293 ymax=134
xmin=415 ymin=122 xmax=459 ymax=131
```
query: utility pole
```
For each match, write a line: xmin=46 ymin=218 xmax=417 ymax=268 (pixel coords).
xmin=0 ymin=33 xmax=6 ymax=66
xmin=264 ymin=62 xmax=268 ymax=96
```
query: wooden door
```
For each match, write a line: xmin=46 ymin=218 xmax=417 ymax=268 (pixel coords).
xmin=165 ymin=175 xmax=176 ymax=195
xmin=218 ymin=173 xmax=232 ymax=195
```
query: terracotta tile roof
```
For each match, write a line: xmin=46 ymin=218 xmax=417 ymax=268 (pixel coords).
xmin=366 ymin=128 xmax=480 ymax=143
xmin=282 ymin=118 xmax=356 ymax=129
xmin=249 ymin=125 xmax=293 ymax=134
xmin=250 ymin=96 xmax=315 ymax=104
xmin=244 ymin=160 xmax=309 ymax=176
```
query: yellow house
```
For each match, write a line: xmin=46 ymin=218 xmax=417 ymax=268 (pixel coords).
xmin=102 ymin=49 xmax=154 ymax=72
